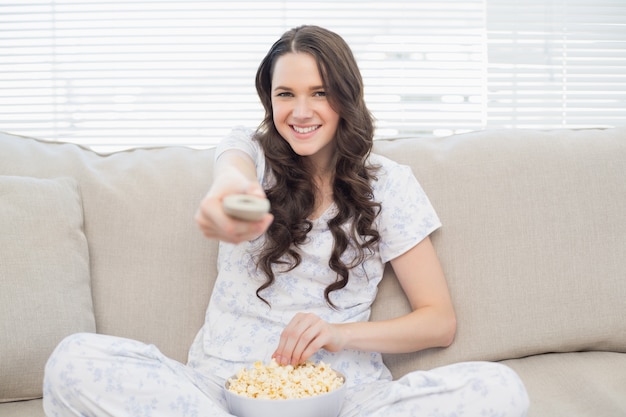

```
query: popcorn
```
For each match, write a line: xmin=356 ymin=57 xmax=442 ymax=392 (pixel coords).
xmin=227 ymin=359 xmax=344 ymax=399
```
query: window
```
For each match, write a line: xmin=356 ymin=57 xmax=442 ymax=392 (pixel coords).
xmin=1 ymin=0 xmax=624 ymax=152
xmin=486 ymin=0 xmax=626 ymax=129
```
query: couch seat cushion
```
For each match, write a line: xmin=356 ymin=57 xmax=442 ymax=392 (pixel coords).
xmin=502 ymin=351 xmax=626 ymax=417
xmin=0 ymin=398 xmax=44 ymax=417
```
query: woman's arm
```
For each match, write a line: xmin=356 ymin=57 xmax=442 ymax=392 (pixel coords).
xmin=195 ymin=149 xmax=273 ymax=243
xmin=272 ymin=236 xmax=456 ymax=365
xmin=341 ymin=235 xmax=456 ymax=352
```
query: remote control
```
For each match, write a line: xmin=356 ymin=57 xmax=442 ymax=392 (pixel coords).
xmin=223 ymin=194 xmax=270 ymax=221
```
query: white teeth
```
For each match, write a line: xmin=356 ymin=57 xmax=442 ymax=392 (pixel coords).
xmin=293 ymin=125 xmax=319 ymax=134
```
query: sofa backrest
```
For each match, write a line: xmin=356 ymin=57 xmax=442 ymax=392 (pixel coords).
xmin=1 ymin=128 xmax=625 ymax=386
xmin=372 ymin=128 xmax=626 ymax=376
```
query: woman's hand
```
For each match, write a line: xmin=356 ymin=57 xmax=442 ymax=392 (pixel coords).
xmin=272 ymin=313 xmax=346 ymax=366
xmin=195 ymin=162 xmax=273 ymax=244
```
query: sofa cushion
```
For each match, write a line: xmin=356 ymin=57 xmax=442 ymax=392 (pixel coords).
xmin=0 ymin=176 xmax=95 ymax=402
xmin=0 ymin=398 xmax=44 ymax=417
xmin=502 ymin=351 xmax=626 ymax=417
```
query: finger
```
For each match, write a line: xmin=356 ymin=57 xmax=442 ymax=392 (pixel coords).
xmin=273 ymin=313 xmax=307 ymax=365
xmin=275 ymin=313 xmax=322 ymax=366
xmin=291 ymin=322 xmax=326 ymax=365
xmin=228 ymin=214 xmax=273 ymax=243
xmin=196 ymin=195 xmax=272 ymax=242
xmin=273 ymin=333 xmax=295 ymax=366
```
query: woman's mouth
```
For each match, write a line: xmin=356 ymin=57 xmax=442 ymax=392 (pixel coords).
xmin=291 ymin=125 xmax=320 ymax=134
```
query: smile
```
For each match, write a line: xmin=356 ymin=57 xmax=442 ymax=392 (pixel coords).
xmin=292 ymin=125 xmax=320 ymax=134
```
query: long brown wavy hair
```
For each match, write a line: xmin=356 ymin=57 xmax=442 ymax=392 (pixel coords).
xmin=254 ymin=25 xmax=381 ymax=308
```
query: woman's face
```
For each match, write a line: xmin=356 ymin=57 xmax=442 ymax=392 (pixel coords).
xmin=271 ymin=52 xmax=340 ymax=171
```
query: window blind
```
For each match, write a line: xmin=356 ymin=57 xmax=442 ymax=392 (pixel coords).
xmin=486 ymin=0 xmax=626 ymax=129
xmin=0 ymin=0 xmax=484 ymax=151
xmin=1 ymin=0 xmax=624 ymax=152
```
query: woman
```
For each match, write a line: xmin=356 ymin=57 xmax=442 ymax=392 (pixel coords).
xmin=44 ymin=25 xmax=528 ymax=416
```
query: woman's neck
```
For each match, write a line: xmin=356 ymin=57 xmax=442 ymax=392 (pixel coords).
xmin=306 ymin=169 xmax=333 ymax=220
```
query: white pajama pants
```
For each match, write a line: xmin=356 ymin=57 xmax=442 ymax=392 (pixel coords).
xmin=43 ymin=333 xmax=529 ymax=417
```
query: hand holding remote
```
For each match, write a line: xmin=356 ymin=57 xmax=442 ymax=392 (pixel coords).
xmin=223 ymin=194 xmax=270 ymax=221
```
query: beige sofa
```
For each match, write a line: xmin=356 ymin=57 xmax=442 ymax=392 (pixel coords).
xmin=1 ymin=127 xmax=625 ymax=417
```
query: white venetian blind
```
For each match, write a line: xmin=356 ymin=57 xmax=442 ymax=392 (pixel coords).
xmin=486 ymin=0 xmax=626 ymax=128
xmin=1 ymin=1 xmax=624 ymax=151
xmin=1 ymin=0 xmax=484 ymax=151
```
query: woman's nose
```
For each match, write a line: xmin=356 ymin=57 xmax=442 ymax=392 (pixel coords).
xmin=292 ymin=98 xmax=313 ymax=118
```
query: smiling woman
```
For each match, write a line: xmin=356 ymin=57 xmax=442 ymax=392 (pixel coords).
xmin=0 ymin=0 xmax=624 ymax=151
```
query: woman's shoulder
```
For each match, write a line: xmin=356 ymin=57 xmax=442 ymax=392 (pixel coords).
xmin=217 ymin=126 xmax=262 ymax=158
xmin=367 ymin=152 xmax=413 ymax=182
xmin=367 ymin=152 xmax=429 ymax=205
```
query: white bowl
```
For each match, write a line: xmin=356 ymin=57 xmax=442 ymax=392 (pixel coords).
xmin=224 ymin=372 xmax=346 ymax=417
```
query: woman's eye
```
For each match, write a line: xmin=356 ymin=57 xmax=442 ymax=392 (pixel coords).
xmin=314 ymin=91 xmax=326 ymax=97
xmin=276 ymin=92 xmax=293 ymax=97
